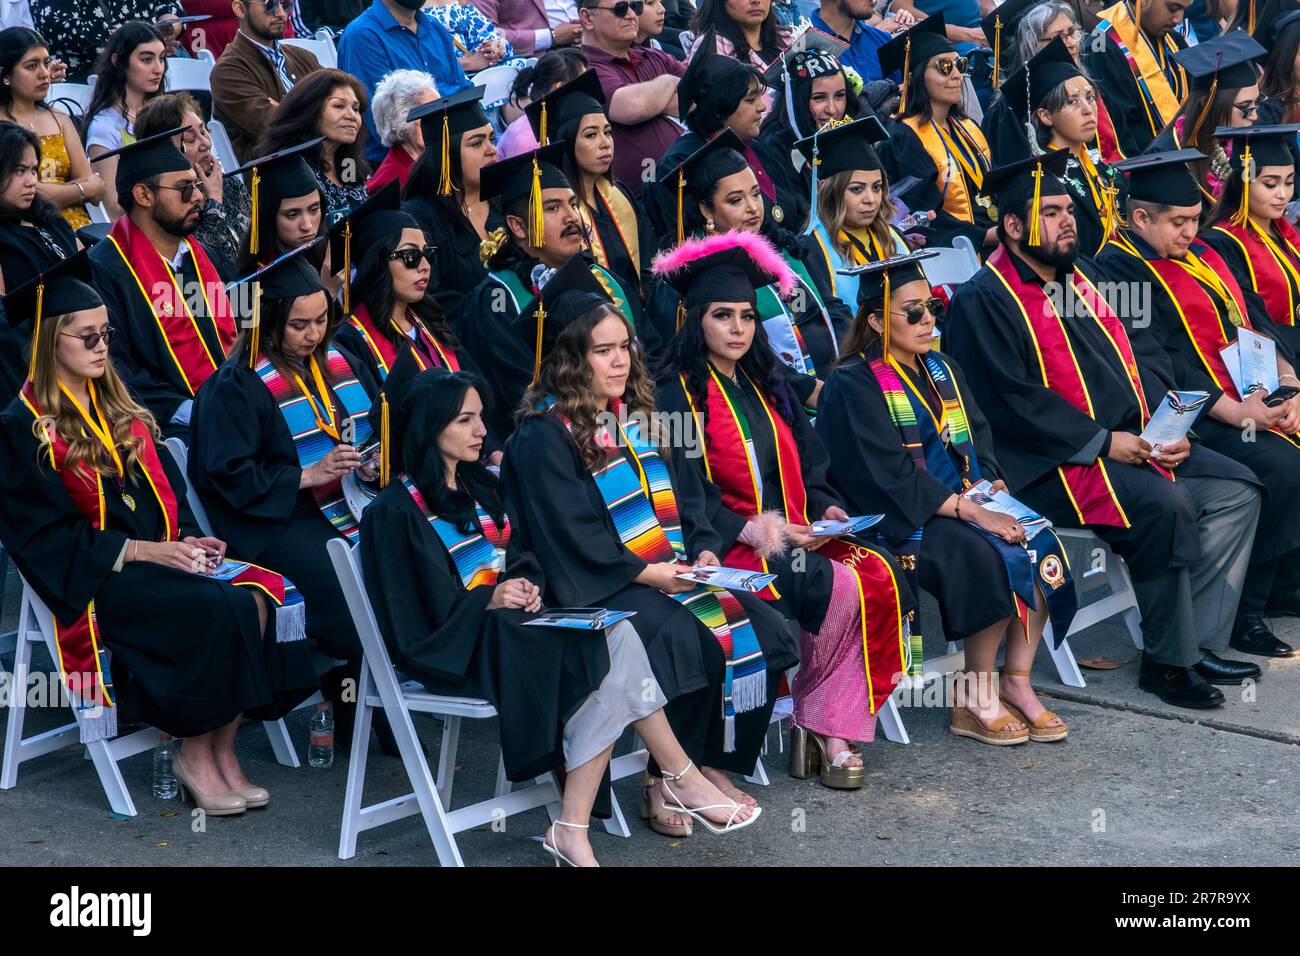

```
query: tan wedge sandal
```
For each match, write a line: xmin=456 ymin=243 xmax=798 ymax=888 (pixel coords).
xmin=949 ymin=705 xmax=1030 ymax=745
xmin=999 ymin=668 xmax=1068 ymax=742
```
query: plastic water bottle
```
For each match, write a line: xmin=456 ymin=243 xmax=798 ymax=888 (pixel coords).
xmin=308 ymin=702 xmax=334 ymax=768
xmin=152 ymin=737 xmax=178 ymax=800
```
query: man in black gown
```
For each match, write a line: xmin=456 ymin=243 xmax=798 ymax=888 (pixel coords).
xmin=944 ymin=150 xmax=1264 ymax=708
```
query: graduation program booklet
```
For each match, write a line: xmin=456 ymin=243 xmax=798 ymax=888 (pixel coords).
xmin=961 ymin=480 xmax=1051 ymax=540
xmin=523 ymin=608 xmax=637 ymax=630
xmin=676 ymin=566 xmax=779 ymax=592
xmin=1221 ymin=327 xmax=1278 ymax=397
xmin=809 ymin=514 xmax=885 ymax=536
xmin=1139 ymin=390 xmax=1210 ymax=450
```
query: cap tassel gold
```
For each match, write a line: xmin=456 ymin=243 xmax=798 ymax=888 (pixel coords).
xmin=379 ymin=391 xmax=391 ymax=488
xmin=342 ymin=221 xmax=352 ymax=315
xmin=437 ymin=114 xmax=452 ymax=196
xmin=1249 ymin=0 xmax=1256 ymax=33
xmin=881 ymin=271 xmax=891 ymax=358
xmin=538 ymin=101 xmax=548 ymax=148
xmin=896 ymin=36 xmax=912 ymax=117
xmin=527 ymin=156 xmax=545 ymax=248
xmin=675 ymin=170 xmax=686 ymax=245
xmin=249 ymin=165 xmax=260 ymax=256
xmin=1028 ymin=161 xmax=1044 ymax=247
xmin=1187 ymin=72 xmax=1218 ymax=144
xmin=992 ymin=16 xmax=1002 ymax=89
xmin=675 ymin=299 xmax=686 ymax=332
xmin=1232 ymin=144 xmax=1253 ymax=227
xmin=530 ymin=301 xmax=547 ymax=386
xmin=27 ymin=278 xmax=44 ymax=381
xmin=247 ymin=281 xmax=261 ymax=369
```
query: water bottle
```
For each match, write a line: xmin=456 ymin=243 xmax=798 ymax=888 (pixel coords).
xmin=152 ymin=737 xmax=178 ymax=800
xmin=308 ymin=702 xmax=334 ymax=768
xmin=894 ymin=210 xmax=933 ymax=232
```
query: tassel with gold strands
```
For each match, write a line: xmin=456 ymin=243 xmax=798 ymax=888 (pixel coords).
xmin=538 ymin=101 xmax=548 ymax=148
xmin=249 ymin=164 xmax=261 ymax=255
xmin=379 ymin=391 xmax=391 ymax=488
xmin=880 ymin=267 xmax=891 ymax=358
xmin=437 ymin=113 xmax=453 ymax=196
xmin=246 ymin=280 xmax=262 ymax=369
xmin=342 ymin=220 xmax=353 ymax=315
xmin=530 ymin=300 xmax=547 ymax=386
xmin=896 ymin=36 xmax=912 ymax=117
xmin=527 ymin=155 xmax=545 ymax=248
xmin=1027 ymin=159 xmax=1044 ymax=247
xmin=992 ymin=15 xmax=1002 ymax=89
xmin=675 ymin=169 xmax=686 ymax=245
xmin=1249 ymin=0 xmax=1256 ymax=33
xmin=26 ymin=275 xmax=45 ymax=381
xmin=1187 ymin=77 xmax=1218 ymax=143
xmin=1232 ymin=144 xmax=1254 ymax=227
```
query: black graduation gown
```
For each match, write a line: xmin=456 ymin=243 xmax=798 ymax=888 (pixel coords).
xmin=401 ymin=195 xmax=487 ymax=320
xmin=981 ymin=95 xmax=1033 ymax=167
xmin=749 ymin=124 xmax=811 ymax=235
xmin=501 ymin=411 xmax=799 ymax=772
xmin=0 ymin=214 xmax=77 ymax=396
xmin=359 ymin=480 xmax=612 ymax=785
xmin=942 ymin=248 xmax=1258 ymax=577
xmin=0 ymin=398 xmax=315 ymax=737
xmin=188 ymin=351 xmax=378 ymax=660
xmin=879 ymin=120 xmax=993 ymax=252
xmin=1256 ymin=98 xmax=1300 ymax=186
xmin=586 ymin=180 xmax=655 ymax=303
xmin=1199 ymin=225 xmax=1300 ymax=357
xmin=642 ymin=131 xmax=706 ymax=249
xmin=1082 ymin=29 xmax=1186 ymax=158
xmin=1096 ymin=234 xmax=1300 ymax=561
xmin=1061 ymin=153 xmax=1125 ymax=260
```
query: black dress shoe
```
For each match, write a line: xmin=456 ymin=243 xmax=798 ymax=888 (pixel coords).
xmin=1137 ymin=657 xmax=1225 ymax=709
xmin=1194 ymin=652 xmax=1262 ymax=685
xmin=1230 ymin=616 xmax=1299 ymax=658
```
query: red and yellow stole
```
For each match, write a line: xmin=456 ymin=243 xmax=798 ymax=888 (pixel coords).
xmin=1096 ymin=1 xmax=1184 ymax=139
xmin=987 ymin=246 xmax=1169 ymax=528
xmin=105 ymin=216 xmax=236 ymax=396
xmin=18 ymin=381 xmax=283 ymax=740
xmin=902 ymin=115 xmax=990 ymax=224
xmin=346 ymin=303 xmax=459 ymax=379
xmin=1094 ymin=95 xmax=1124 ymax=164
xmin=581 ymin=179 xmax=642 ymax=292
xmin=1210 ymin=219 xmax=1300 ymax=329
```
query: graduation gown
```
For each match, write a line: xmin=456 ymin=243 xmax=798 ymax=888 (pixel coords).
xmin=401 ymin=195 xmax=487 ymax=320
xmin=642 ymin=131 xmax=705 ymax=248
xmin=581 ymin=179 xmax=655 ymax=303
xmin=0 ymin=214 xmax=78 ymax=396
xmin=879 ymin=117 xmax=993 ymax=253
xmin=748 ymin=124 xmax=811 ymax=235
xmin=359 ymin=479 xmax=612 ymax=784
xmin=1082 ymin=17 xmax=1186 ymax=158
xmin=1200 ymin=219 xmax=1300 ymax=356
xmin=1061 ymin=151 xmax=1125 ymax=260
xmin=0 ymin=396 xmax=315 ymax=738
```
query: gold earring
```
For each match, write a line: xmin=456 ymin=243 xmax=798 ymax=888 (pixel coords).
xmin=705 ymin=218 xmax=715 ymax=235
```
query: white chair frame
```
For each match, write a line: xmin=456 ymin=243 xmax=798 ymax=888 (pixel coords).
xmin=282 ymin=36 xmax=337 ymax=69
xmin=921 ymin=235 xmax=981 ymax=289
xmin=164 ymin=56 xmax=212 ymax=93
xmin=44 ymin=82 xmax=92 ymax=116
xmin=207 ymin=119 xmax=241 ymax=182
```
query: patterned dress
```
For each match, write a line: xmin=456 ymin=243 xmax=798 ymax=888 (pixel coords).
xmin=426 ymin=1 xmax=526 ymax=71
xmin=30 ymin=0 xmax=182 ymax=78
xmin=37 ymin=129 xmax=91 ymax=231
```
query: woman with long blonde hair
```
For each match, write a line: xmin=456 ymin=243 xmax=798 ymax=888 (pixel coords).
xmin=0 ymin=254 xmax=316 ymax=816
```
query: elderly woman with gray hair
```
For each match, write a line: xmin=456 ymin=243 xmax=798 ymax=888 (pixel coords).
xmin=367 ymin=69 xmax=440 ymax=195
xmin=980 ymin=0 xmax=1123 ymax=165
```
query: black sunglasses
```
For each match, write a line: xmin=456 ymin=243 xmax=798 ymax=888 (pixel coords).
xmin=388 ymin=244 xmax=436 ymax=269
xmin=895 ymin=298 xmax=944 ymax=325
xmin=151 ymin=180 xmax=205 ymax=203
xmin=61 ymin=326 xmax=118 ymax=350
xmin=249 ymin=0 xmax=286 ymax=12
xmin=587 ymin=0 xmax=644 ymax=16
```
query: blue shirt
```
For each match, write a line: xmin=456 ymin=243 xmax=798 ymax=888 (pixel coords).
xmin=812 ymin=12 xmax=893 ymax=84
xmin=339 ymin=1 xmax=471 ymax=163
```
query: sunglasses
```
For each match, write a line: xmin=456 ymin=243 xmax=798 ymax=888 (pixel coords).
xmin=894 ymin=299 xmax=944 ymax=325
xmin=249 ymin=0 xmax=286 ymax=12
xmin=60 ymin=326 xmax=118 ymax=349
xmin=1233 ymin=99 xmax=1262 ymax=118
xmin=934 ymin=56 xmax=969 ymax=77
xmin=587 ymin=0 xmax=644 ymax=16
xmin=151 ymin=180 xmax=205 ymax=203
xmin=388 ymin=244 xmax=436 ymax=269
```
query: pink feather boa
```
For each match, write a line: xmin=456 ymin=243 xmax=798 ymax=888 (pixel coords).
xmin=651 ymin=230 xmax=798 ymax=299
xmin=739 ymin=510 xmax=790 ymax=560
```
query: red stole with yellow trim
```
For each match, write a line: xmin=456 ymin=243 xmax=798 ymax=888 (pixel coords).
xmin=1211 ymin=221 xmax=1300 ymax=329
xmin=106 ymin=216 xmax=235 ymax=395
xmin=987 ymin=247 xmax=1168 ymax=528
xmin=347 ymin=304 xmax=460 ymax=379
xmin=1094 ymin=97 xmax=1123 ymax=164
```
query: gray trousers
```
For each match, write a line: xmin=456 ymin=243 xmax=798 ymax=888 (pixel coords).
xmin=1132 ymin=475 xmax=1260 ymax=666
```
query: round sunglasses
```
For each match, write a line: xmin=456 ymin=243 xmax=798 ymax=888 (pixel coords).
xmin=933 ymin=56 xmax=970 ymax=77
xmin=388 ymin=244 xmax=437 ymax=269
xmin=60 ymin=326 xmax=118 ymax=350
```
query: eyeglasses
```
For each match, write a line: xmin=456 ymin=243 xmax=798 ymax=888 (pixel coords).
xmin=388 ymin=244 xmax=437 ymax=269
xmin=586 ymin=0 xmax=644 ymax=16
xmin=60 ymin=326 xmax=118 ymax=349
xmin=1234 ymin=99 xmax=1263 ymax=118
xmin=151 ymin=180 xmax=205 ymax=203
xmin=1040 ymin=28 xmax=1083 ymax=44
xmin=893 ymin=299 xmax=944 ymax=324
xmin=249 ymin=0 xmax=286 ymax=12
xmin=933 ymin=56 xmax=969 ymax=77
xmin=1060 ymin=90 xmax=1099 ymax=112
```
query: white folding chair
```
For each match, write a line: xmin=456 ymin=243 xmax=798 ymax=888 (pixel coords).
xmin=86 ymin=201 xmax=111 ymax=224
xmin=921 ymin=235 xmax=982 ymax=288
xmin=282 ymin=36 xmax=337 ymax=69
xmin=44 ymin=82 xmax=92 ymax=116
xmin=471 ymin=64 xmax=521 ymax=110
xmin=195 ymin=48 xmax=216 ymax=67
xmin=206 ymin=119 xmax=240 ymax=181
xmin=327 ymin=537 xmax=563 ymax=865
xmin=164 ymin=56 xmax=212 ymax=93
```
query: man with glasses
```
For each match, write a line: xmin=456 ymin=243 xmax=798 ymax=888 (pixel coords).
xmin=87 ymin=128 xmax=241 ymax=440
xmin=212 ymin=0 xmax=325 ymax=162
xmin=579 ymin=0 xmax=686 ymax=197
xmin=944 ymin=149 xmax=1266 ymax=710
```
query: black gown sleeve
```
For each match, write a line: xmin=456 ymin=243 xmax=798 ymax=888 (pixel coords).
xmin=981 ymin=95 xmax=1033 ymax=166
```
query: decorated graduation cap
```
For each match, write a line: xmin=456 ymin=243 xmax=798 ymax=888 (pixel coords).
xmin=1112 ymin=148 xmax=1207 ymax=207
xmin=1002 ymin=37 xmax=1082 ymax=124
xmin=980 ymin=0 xmax=1041 ymax=88
xmin=1172 ymin=31 xmax=1266 ymax=141
xmin=836 ymin=249 xmax=937 ymax=355
xmin=793 ymin=115 xmax=888 ymax=237
xmin=760 ymin=28 xmax=846 ymax=134
xmin=514 ymin=255 xmax=614 ymax=385
xmin=226 ymin=137 xmax=325 ymax=257
xmin=228 ymin=237 xmax=327 ymax=368
xmin=678 ymin=30 xmax=761 ymax=137
xmin=524 ymin=70 xmax=605 ymax=146
xmin=660 ymin=128 xmax=748 ymax=245
xmin=651 ymin=230 xmax=796 ymax=332
xmin=878 ymin=13 xmax=952 ymax=112
xmin=2 ymin=250 xmax=101 ymax=380
xmin=326 ymin=180 xmax=401 ymax=314
xmin=408 ymin=87 xmax=490 ymax=196
xmin=1215 ymin=123 xmax=1300 ymax=224
xmin=980 ymin=148 xmax=1072 ymax=244
xmin=91 ymin=124 xmax=192 ymax=203
xmin=479 ymin=142 xmax=570 ymax=249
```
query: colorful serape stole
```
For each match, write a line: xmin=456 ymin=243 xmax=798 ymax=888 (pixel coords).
xmin=399 ymin=472 xmax=508 ymax=590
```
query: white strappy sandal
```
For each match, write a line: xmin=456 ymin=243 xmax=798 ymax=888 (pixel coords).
xmin=659 ymin=760 xmax=762 ymax=835
xmin=542 ymin=820 xmax=599 ymax=867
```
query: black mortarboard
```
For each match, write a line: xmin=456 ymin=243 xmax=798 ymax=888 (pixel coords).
xmin=980 ymin=0 xmax=1041 ymax=88
xmin=1002 ymin=37 xmax=1083 ymax=123
xmin=980 ymin=147 xmax=1071 ymax=209
xmin=661 ymin=129 xmax=748 ymax=243
xmin=228 ymin=238 xmax=326 ymax=367
xmin=155 ymin=14 xmax=211 ymax=27
xmin=878 ymin=13 xmax=952 ymax=105
xmin=479 ymin=143 xmax=570 ymax=249
xmin=226 ymin=137 xmax=325 ymax=256
xmin=514 ymin=255 xmax=613 ymax=384
xmin=793 ymin=115 xmax=888 ymax=178
xmin=327 ymin=180 xmax=401 ymax=314
xmin=1172 ymin=30 xmax=1265 ymax=91
xmin=1113 ymin=148 xmax=1206 ymax=207
xmin=837 ymin=249 xmax=937 ymax=354
xmin=653 ymin=232 xmax=786 ymax=318
xmin=524 ymin=70 xmax=606 ymax=145
xmin=369 ymin=348 xmax=451 ymax=487
xmin=1216 ymin=124 xmax=1300 ymax=224
xmin=677 ymin=30 xmax=760 ymax=137
xmin=408 ymin=87 xmax=490 ymax=196
xmin=760 ymin=33 xmax=845 ymax=88
xmin=3 ymin=250 xmax=102 ymax=378
xmin=91 ymin=125 xmax=192 ymax=200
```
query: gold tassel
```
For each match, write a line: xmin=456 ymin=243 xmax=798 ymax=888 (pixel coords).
xmin=28 ymin=279 xmax=44 ymax=381
xmin=437 ymin=114 xmax=452 ymax=196
xmin=249 ymin=166 xmax=260 ymax=256
xmin=527 ymin=156 xmax=545 ymax=248
xmin=675 ymin=170 xmax=686 ymax=245
xmin=379 ymin=391 xmax=391 ymax=488
xmin=530 ymin=302 xmax=546 ymax=386
xmin=1028 ymin=161 xmax=1044 ymax=247
xmin=538 ymin=101 xmax=548 ymax=148
xmin=1187 ymin=76 xmax=1218 ymax=144
xmin=1249 ymin=0 xmax=1256 ymax=33
xmin=1233 ymin=144 xmax=1253 ymax=227
xmin=247 ymin=281 xmax=261 ymax=369
xmin=896 ymin=37 xmax=912 ymax=117
xmin=881 ymin=271 xmax=891 ymax=357
xmin=342 ymin=221 xmax=352 ymax=314
xmin=992 ymin=16 xmax=1002 ymax=89
xmin=675 ymin=298 xmax=686 ymax=332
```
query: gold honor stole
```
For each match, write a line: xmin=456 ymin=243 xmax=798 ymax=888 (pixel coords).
xmin=1097 ymin=1 xmax=1184 ymax=140
xmin=903 ymin=115 xmax=990 ymax=224
xmin=1210 ymin=220 xmax=1300 ymax=328
xmin=679 ymin=368 xmax=907 ymax=713
xmin=987 ymin=247 xmax=1169 ymax=527
xmin=346 ymin=303 xmax=459 ymax=379
xmin=19 ymin=381 xmax=285 ymax=742
xmin=106 ymin=216 xmax=236 ymax=396
xmin=581 ymin=179 xmax=642 ymax=293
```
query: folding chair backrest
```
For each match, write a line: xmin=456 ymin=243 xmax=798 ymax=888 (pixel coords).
xmin=164 ymin=56 xmax=212 ymax=93
xmin=163 ymin=437 xmax=215 ymax=536
xmin=326 ymin=537 xmax=400 ymax=689
xmin=471 ymin=64 xmax=521 ymax=110
xmin=86 ymin=201 xmax=111 ymax=224
xmin=921 ymin=235 xmax=981 ymax=287
xmin=195 ymin=48 xmax=216 ymax=67
xmin=45 ymin=82 xmax=92 ymax=116
xmin=207 ymin=119 xmax=240 ymax=180
xmin=282 ymin=36 xmax=337 ymax=69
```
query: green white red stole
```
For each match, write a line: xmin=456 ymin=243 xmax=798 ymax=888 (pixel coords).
xmin=399 ymin=472 xmax=507 ymax=590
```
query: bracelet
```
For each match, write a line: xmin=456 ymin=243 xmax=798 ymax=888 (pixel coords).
xmin=75 ymin=181 xmax=85 ymax=201
xmin=954 ymin=497 xmax=963 ymax=521
xmin=128 ymin=540 xmax=138 ymax=562
xmin=548 ymin=28 xmax=555 ymax=46
xmin=1281 ymin=374 xmax=1299 ymax=385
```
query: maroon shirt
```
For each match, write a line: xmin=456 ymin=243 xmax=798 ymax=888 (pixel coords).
xmin=582 ymin=41 xmax=687 ymax=197
xmin=367 ymin=146 xmax=417 ymax=195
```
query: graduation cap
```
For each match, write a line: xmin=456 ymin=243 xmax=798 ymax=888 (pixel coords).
xmin=1112 ymin=148 xmax=1206 ymax=208
xmin=1215 ymin=123 xmax=1300 ymax=224
xmin=878 ymin=13 xmax=952 ymax=111
xmin=524 ymin=70 xmax=605 ymax=146
xmin=407 ymin=87 xmax=490 ymax=196
xmin=678 ymin=30 xmax=761 ymax=137
xmin=1002 ymin=37 xmax=1083 ymax=124
xmin=1261 ymin=7 xmax=1300 ymax=51
xmin=793 ymin=116 xmax=888 ymax=237
xmin=980 ymin=0 xmax=1042 ymax=88
xmin=326 ymin=180 xmax=401 ymax=315
xmin=479 ymin=142 xmax=570 ymax=248
xmin=228 ymin=238 xmax=326 ymax=368
xmin=91 ymin=124 xmax=192 ymax=202
xmin=154 ymin=14 xmax=212 ymax=28
xmin=1172 ymin=31 xmax=1265 ymax=144
xmin=836 ymin=250 xmax=938 ymax=354
xmin=759 ymin=30 xmax=846 ymax=88
xmin=660 ymin=128 xmax=748 ymax=244
xmin=980 ymin=148 xmax=1072 ymax=245
xmin=651 ymin=230 xmax=796 ymax=333
xmin=366 ymin=346 xmax=448 ymax=488
xmin=2 ymin=250 xmax=102 ymax=380
xmin=226 ymin=137 xmax=325 ymax=257
xmin=513 ymin=255 xmax=613 ymax=385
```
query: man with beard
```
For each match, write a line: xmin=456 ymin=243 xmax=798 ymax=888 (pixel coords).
xmin=813 ymin=0 xmax=912 ymax=83
xmin=88 ymin=129 xmax=241 ymax=440
xmin=943 ymin=150 xmax=1265 ymax=708
xmin=459 ymin=143 xmax=640 ymax=440
xmin=1098 ymin=149 xmax=1300 ymax=660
